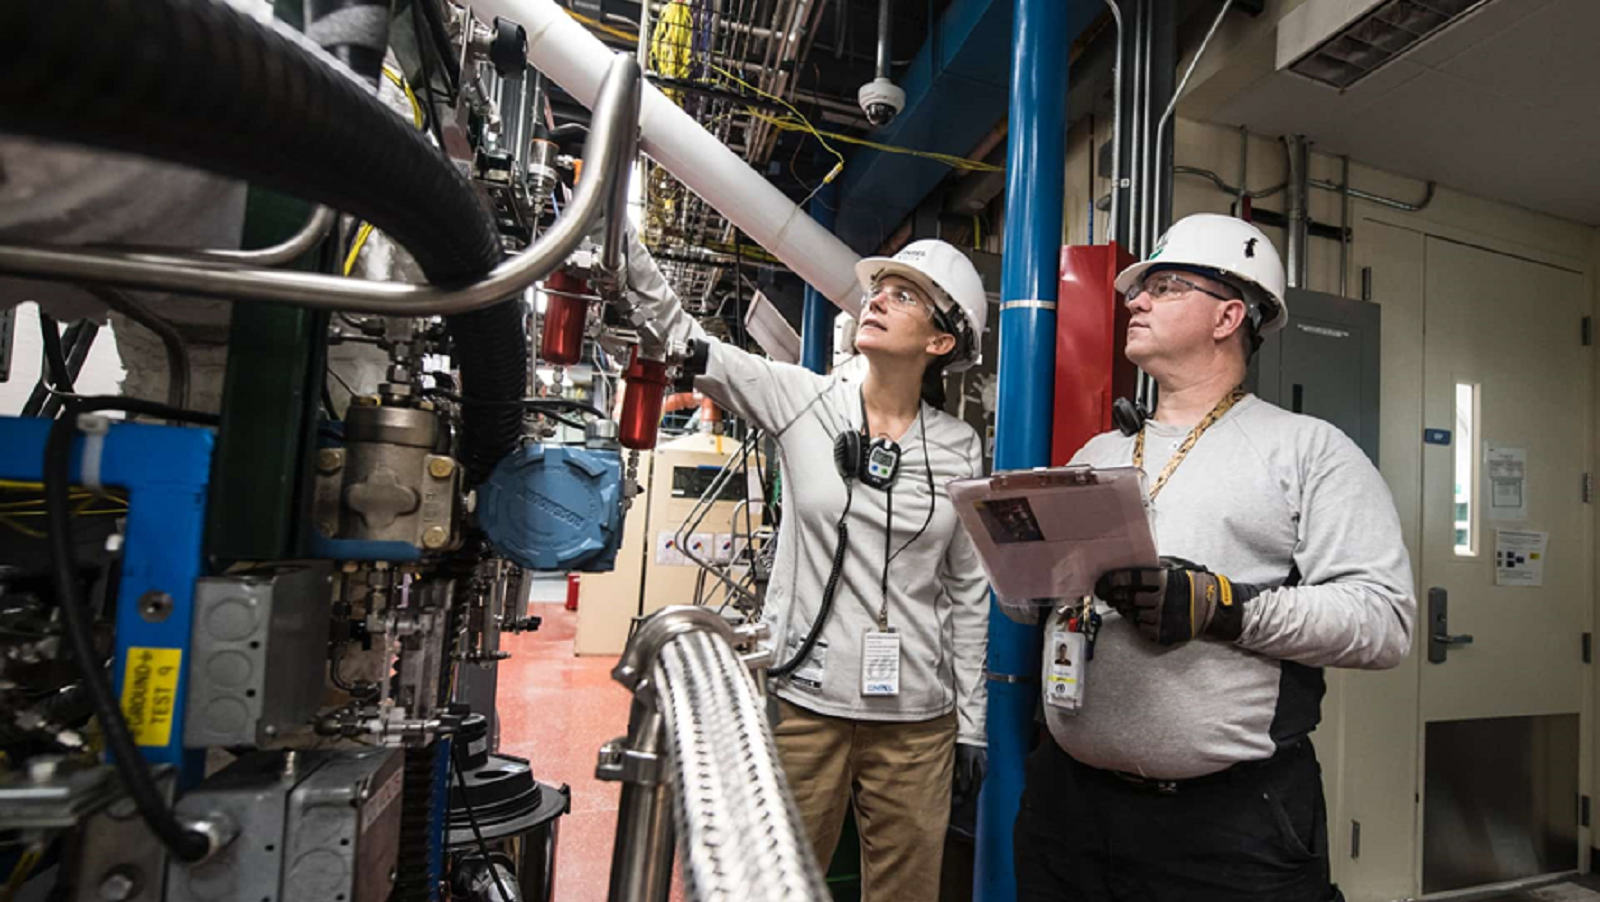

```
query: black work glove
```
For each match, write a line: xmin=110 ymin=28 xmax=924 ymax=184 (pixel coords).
xmin=952 ymin=743 xmax=987 ymax=809
xmin=949 ymin=743 xmax=987 ymax=840
xmin=1094 ymin=557 xmax=1263 ymax=646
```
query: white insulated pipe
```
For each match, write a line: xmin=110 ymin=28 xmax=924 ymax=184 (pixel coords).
xmin=474 ymin=0 xmax=864 ymax=318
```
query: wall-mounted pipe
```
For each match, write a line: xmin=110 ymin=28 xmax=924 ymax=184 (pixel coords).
xmin=1311 ymin=176 xmax=1435 ymax=212
xmin=470 ymin=0 xmax=865 ymax=318
xmin=1284 ymin=134 xmax=1308 ymax=289
xmin=0 ymin=57 xmax=641 ymax=316
xmin=1103 ymin=0 xmax=1124 ymax=242
xmin=1148 ymin=0 xmax=1235 ymax=252
xmin=1175 ymin=164 xmax=1435 ymax=213
xmin=1173 ymin=166 xmax=1284 ymax=200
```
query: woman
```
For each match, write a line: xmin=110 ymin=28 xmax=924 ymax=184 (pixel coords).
xmin=624 ymin=230 xmax=991 ymax=900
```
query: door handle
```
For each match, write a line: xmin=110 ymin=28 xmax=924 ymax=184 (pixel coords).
xmin=1427 ymin=587 xmax=1473 ymax=664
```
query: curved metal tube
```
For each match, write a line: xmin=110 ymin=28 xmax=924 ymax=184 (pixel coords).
xmin=1149 ymin=0 xmax=1234 ymax=250
xmin=605 ymin=607 xmax=819 ymax=902
xmin=93 ymin=206 xmax=337 ymax=267
xmin=0 ymin=57 xmax=641 ymax=315
xmin=1312 ymin=177 xmax=1436 ymax=212
xmin=202 ymin=205 xmax=337 ymax=265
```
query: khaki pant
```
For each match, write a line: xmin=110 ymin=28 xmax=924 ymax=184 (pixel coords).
xmin=773 ymin=698 xmax=956 ymax=902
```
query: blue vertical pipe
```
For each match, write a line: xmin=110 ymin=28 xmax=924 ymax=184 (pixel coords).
xmin=976 ymin=0 xmax=1070 ymax=899
xmin=800 ymin=182 xmax=838 ymax=373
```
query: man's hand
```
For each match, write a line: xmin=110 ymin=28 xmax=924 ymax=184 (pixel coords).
xmin=1093 ymin=558 xmax=1262 ymax=646
xmin=952 ymin=743 xmax=987 ymax=810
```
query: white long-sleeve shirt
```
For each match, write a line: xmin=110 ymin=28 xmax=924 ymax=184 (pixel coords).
xmin=1041 ymin=396 xmax=1415 ymax=777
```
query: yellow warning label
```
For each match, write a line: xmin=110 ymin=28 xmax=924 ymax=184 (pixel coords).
xmin=121 ymin=647 xmax=182 ymax=747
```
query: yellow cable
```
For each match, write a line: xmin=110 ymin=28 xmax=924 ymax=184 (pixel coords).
xmin=0 ymin=517 xmax=43 ymax=539
xmin=344 ymin=222 xmax=376 ymax=276
xmin=651 ymin=1 xmax=694 ymax=86
xmin=381 ymin=65 xmax=424 ymax=130
xmin=566 ymin=8 xmax=638 ymax=43
xmin=710 ymin=65 xmax=845 ymax=187
xmin=747 ymin=109 xmax=1005 ymax=173
xmin=2 ymin=846 xmax=42 ymax=902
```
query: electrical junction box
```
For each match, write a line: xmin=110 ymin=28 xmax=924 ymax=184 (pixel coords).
xmin=167 ymin=749 xmax=401 ymax=902
xmin=283 ymin=748 xmax=404 ymax=902
xmin=1248 ymin=287 xmax=1381 ymax=465
xmin=479 ymin=444 xmax=624 ymax=572
xmin=184 ymin=562 xmax=333 ymax=748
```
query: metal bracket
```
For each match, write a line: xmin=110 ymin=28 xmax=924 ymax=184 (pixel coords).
xmin=595 ymin=739 xmax=664 ymax=786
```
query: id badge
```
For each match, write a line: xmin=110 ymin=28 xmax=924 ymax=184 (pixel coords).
xmin=861 ymin=630 xmax=901 ymax=697
xmin=788 ymin=637 xmax=828 ymax=692
xmin=1044 ymin=629 xmax=1087 ymax=713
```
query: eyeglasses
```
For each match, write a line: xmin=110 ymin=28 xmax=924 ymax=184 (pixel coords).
xmin=865 ymin=283 xmax=934 ymax=315
xmin=1125 ymin=272 xmax=1233 ymax=307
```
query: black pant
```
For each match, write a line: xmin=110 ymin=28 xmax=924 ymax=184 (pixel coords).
xmin=1014 ymin=737 xmax=1341 ymax=902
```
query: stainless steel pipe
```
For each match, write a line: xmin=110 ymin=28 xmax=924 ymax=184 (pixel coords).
xmin=0 ymin=57 xmax=641 ymax=316
xmin=603 ymin=607 xmax=820 ymax=902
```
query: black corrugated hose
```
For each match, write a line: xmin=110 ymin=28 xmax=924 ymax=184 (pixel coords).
xmin=0 ymin=0 xmax=528 ymax=481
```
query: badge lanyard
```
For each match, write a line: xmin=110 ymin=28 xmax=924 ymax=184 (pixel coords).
xmin=1132 ymin=387 xmax=1246 ymax=502
xmin=1045 ymin=389 xmax=1247 ymax=715
xmin=862 ymin=405 xmax=932 ymax=699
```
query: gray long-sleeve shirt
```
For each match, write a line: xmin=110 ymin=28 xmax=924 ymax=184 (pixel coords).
xmin=695 ymin=344 xmax=990 ymax=745
xmin=1039 ymin=395 xmax=1415 ymax=779
xmin=619 ymin=226 xmax=989 ymax=744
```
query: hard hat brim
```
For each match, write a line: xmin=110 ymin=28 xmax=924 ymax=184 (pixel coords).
xmin=1114 ymin=259 xmax=1287 ymax=333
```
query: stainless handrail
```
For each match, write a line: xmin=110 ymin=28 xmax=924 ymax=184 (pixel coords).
xmin=0 ymin=57 xmax=641 ymax=315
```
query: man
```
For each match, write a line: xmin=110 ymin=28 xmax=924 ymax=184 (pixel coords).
xmin=1011 ymin=213 xmax=1415 ymax=901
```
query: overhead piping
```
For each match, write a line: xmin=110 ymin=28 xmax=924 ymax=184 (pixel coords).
xmin=0 ymin=58 xmax=642 ymax=316
xmin=472 ymin=0 xmax=864 ymax=316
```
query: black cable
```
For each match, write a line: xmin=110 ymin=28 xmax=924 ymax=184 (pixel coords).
xmin=326 ymin=366 xmax=359 ymax=402
xmin=322 ymin=383 xmax=341 ymax=421
xmin=451 ymin=743 xmax=513 ymax=902
xmin=888 ymin=408 xmax=934 ymax=566
xmin=880 ymin=479 xmax=893 ymax=608
xmin=89 ymin=287 xmax=190 ymax=411
xmin=38 ymin=313 xmax=73 ymax=395
xmin=25 ymin=317 xmax=92 ymax=417
xmin=769 ymin=480 xmax=852 ymax=679
xmin=39 ymin=321 xmax=101 ymax=420
xmin=417 ymin=0 xmax=461 ymax=98
xmin=410 ymin=0 xmax=449 ymax=150
xmin=44 ymin=397 xmax=219 ymax=863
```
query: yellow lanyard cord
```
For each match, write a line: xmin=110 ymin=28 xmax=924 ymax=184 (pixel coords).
xmin=1132 ymin=387 xmax=1246 ymax=502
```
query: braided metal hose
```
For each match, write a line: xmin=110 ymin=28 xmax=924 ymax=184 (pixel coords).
xmin=655 ymin=630 xmax=828 ymax=902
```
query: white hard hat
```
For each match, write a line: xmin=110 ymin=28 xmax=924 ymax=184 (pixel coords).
xmin=1114 ymin=213 xmax=1289 ymax=334
xmin=854 ymin=239 xmax=989 ymax=372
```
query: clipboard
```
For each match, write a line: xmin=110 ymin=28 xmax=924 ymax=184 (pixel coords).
xmin=947 ymin=465 xmax=1158 ymax=605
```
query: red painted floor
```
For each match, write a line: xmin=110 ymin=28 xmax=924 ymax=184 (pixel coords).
xmin=499 ymin=602 xmax=685 ymax=902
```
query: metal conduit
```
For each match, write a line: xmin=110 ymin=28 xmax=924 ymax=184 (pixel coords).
xmin=1173 ymin=166 xmax=1436 ymax=212
xmin=657 ymin=631 xmax=827 ymax=902
xmin=0 ymin=58 xmax=641 ymax=315
xmin=602 ymin=607 xmax=825 ymax=902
